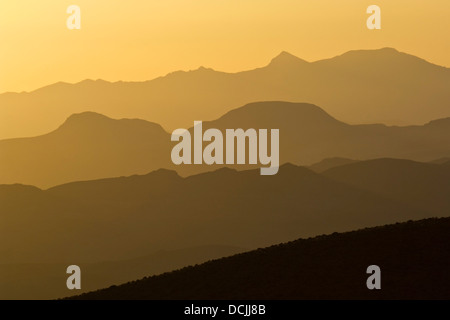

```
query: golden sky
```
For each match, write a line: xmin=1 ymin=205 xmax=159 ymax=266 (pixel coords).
xmin=1 ymin=0 xmax=449 ymax=93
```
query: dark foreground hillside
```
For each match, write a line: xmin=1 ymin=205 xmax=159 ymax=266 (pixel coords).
xmin=68 ymin=217 xmax=450 ymax=300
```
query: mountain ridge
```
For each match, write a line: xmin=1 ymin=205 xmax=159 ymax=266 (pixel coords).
xmin=66 ymin=217 xmax=450 ymax=300
xmin=2 ymin=101 xmax=450 ymax=188
xmin=11 ymin=47 xmax=449 ymax=95
xmin=2 ymin=48 xmax=450 ymax=140
xmin=0 ymin=245 xmax=247 ymax=300
xmin=0 ymin=162 xmax=427 ymax=264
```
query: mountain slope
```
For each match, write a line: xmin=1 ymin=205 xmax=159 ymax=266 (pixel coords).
xmin=0 ymin=245 xmax=246 ymax=300
xmin=0 ymin=112 xmax=172 ymax=187
xmin=1 ymin=48 xmax=450 ymax=140
xmin=152 ymin=101 xmax=450 ymax=175
xmin=322 ymin=158 xmax=450 ymax=214
xmin=308 ymin=157 xmax=359 ymax=173
xmin=0 ymin=164 xmax=425 ymax=264
xmin=68 ymin=217 xmax=450 ymax=300
xmin=2 ymin=101 xmax=450 ymax=187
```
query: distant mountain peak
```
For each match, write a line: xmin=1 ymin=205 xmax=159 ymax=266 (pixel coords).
xmin=195 ymin=66 xmax=215 ymax=72
xmin=220 ymin=101 xmax=343 ymax=126
xmin=268 ymin=51 xmax=309 ymax=67
xmin=376 ymin=47 xmax=399 ymax=53
xmin=274 ymin=51 xmax=299 ymax=59
xmin=57 ymin=112 xmax=118 ymax=132
xmin=77 ymin=79 xmax=110 ymax=85
xmin=345 ymin=47 xmax=399 ymax=55
xmin=146 ymin=168 xmax=180 ymax=179
xmin=56 ymin=111 xmax=166 ymax=137
xmin=65 ymin=111 xmax=111 ymax=123
xmin=333 ymin=47 xmax=413 ymax=62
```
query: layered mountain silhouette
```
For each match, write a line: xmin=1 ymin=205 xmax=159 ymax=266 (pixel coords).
xmin=0 ymin=163 xmax=429 ymax=266
xmin=1 ymin=48 xmax=450 ymax=140
xmin=68 ymin=217 xmax=450 ymax=300
xmin=323 ymin=158 xmax=450 ymax=215
xmin=0 ymin=112 xmax=172 ymax=187
xmin=3 ymin=159 xmax=450 ymax=299
xmin=308 ymin=157 xmax=358 ymax=173
xmin=2 ymin=47 xmax=450 ymax=300
xmin=2 ymin=101 xmax=450 ymax=188
xmin=0 ymin=245 xmax=245 ymax=300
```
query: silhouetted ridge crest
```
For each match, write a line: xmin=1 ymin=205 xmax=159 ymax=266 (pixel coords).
xmin=64 ymin=111 xmax=110 ymax=123
xmin=144 ymin=168 xmax=180 ymax=179
xmin=214 ymin=102 xmax=345 ymax=130
xmin=58 ymin=112 xmax=166 ymax=133
xmin=268 ymin=51 xmax=309 ymax=68
xmin=426 ymin=117 xmax=450 ymax=128
xmin=66 ymin=217 xmax=450 ymax=300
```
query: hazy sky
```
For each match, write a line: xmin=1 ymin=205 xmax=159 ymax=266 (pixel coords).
xmin=1 ymin=0 xmax=449 ymax=93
